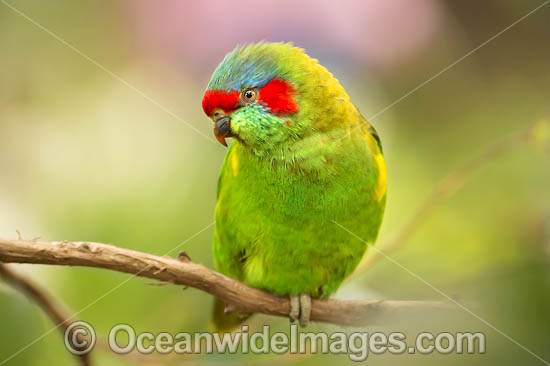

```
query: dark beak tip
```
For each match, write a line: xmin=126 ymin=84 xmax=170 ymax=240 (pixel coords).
xmin=215 ymin=133 xmax=228 ymax=147
xmin=213 ymin=116 xmax=232 ymax=147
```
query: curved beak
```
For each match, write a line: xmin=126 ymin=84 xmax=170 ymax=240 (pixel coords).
xmin=212 ymin=110 xmax=233 ymax=147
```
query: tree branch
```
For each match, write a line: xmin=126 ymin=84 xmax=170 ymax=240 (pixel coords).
xmin=0 ymin=237 xmax=454 ymax=327
xmin=0 ymin=263 xmax=92 ymax=366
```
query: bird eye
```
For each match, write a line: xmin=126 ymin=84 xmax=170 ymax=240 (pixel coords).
xmin=242 ymin=88 xmax=257 ymax=103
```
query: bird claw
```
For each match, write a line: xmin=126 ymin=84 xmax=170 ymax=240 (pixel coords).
xmin=289 ymin=295 xmax=300 ymax=322
xmin=289 ymin=293 xmax=311 ymax=327
xmin=299 ymin=294 xmax=311 ymax=327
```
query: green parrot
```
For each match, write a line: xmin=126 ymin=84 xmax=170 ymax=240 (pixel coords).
xmin=202 ymin=42 xmax=386 ymax=328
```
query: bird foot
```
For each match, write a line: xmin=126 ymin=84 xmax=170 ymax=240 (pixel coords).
xmin=289 ymin=295 xmax=300 ymax=322
xmin=289 ymin=293 xmax=311 ymax=327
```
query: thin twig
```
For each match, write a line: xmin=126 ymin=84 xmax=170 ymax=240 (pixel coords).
xmin=353 ymin=123 xmax=535 ymax=275
xmin=0 ymin=263 xmax=92 ymax=366
xmin=0 ymin=238 xmax=454 ymax=327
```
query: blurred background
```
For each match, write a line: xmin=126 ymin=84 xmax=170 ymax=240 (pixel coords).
xmin=0 ymin=0 xmax=549 ymax=364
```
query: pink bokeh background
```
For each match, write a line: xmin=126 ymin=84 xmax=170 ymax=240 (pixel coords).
xmin=127 ymin=0 xmax=443 ymax=72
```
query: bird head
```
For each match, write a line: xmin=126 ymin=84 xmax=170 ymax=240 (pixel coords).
xmin=202 ymin=42 xmax=350 ymax=153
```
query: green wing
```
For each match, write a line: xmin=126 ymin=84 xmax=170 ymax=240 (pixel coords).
xmin=213 ymin=143 xmax=246 ymax=281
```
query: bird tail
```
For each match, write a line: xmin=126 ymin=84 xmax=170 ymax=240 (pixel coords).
xmin=211 ymin=298 xmax=252 ymax=332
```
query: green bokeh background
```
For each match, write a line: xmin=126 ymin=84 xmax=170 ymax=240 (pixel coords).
xmin=0 ymin=1 xmax=549 ymax=365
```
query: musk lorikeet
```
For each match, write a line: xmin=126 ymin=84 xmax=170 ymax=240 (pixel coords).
xmin=202 ymin=42 xmax=386 ymax=327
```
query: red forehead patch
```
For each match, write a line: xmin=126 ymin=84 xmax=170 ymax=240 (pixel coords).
xmin=202 ymin=79 xmax=298 ymax=117
xmin=202 ymin=90 xmax=240 ymax=116
xmin=258 ymin=79 xmax=299 ymax=116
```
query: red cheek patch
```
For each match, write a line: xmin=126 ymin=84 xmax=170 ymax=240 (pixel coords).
xmin=258 ymin=78 xmax=299 ymax=116
xmin=202 ymin=90 xmax=240 ymax=117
